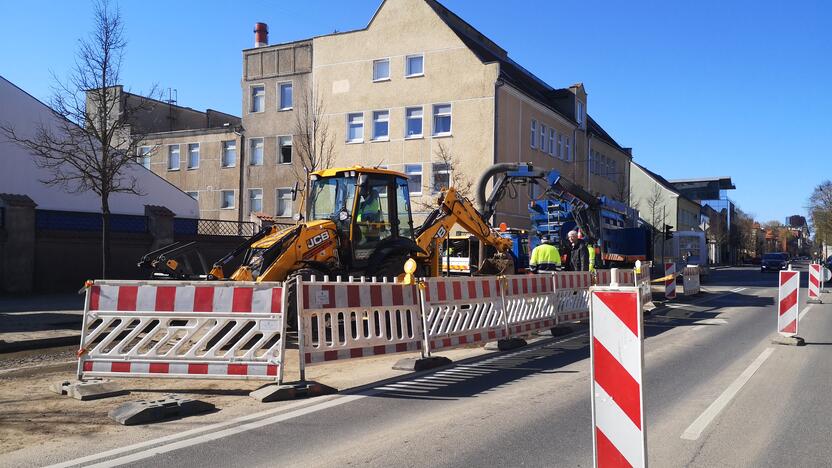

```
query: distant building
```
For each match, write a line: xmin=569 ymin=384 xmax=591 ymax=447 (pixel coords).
xmin=670 ymin=176 xmax=737 ymax=264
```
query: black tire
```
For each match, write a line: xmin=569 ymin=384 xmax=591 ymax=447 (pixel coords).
xmin=285 ymin=267 xmax=326 ymax=331
xmin=367 ymin=252 xmax=410 ymax=280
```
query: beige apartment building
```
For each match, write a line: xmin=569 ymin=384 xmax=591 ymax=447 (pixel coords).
xmin=115 ymin=0 xmax=636 ymax=229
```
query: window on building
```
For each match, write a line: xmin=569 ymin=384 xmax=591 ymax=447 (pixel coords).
xmin=249 ymin=138 xmax=264 ymax=166
xmin=530 ymin=119 xmax=537 ymax=149
xmin=137 ymin=146 xmax=151 ymax=169
xmin=167 ymin=145 xmax=180 ymax=171
xmin=278 ymin=136 xmax=292 ymax=164
xmin=373 ymin=110 xmax=389 ymax=140
xmin=187 ymin=143 xmax=199 ymax=169
xmin=548 ymin=129 xmax=556 ymax=157
xmin=373 ymin=59 xmax=390 ymax=81
xmin=557 ymin=135 xmax=564 ymax=159
xmin=405 ymin=164 xmax=422 ymax=195
xmin=278 ymin=82 xmax=293 ymax=110
xmin=433 ymin=104 xmax=452 ymax=136
xmin=249 ymin=188 xmax=263 ymax=213
xmin=276 ymin=188 xmax=293 ymax=217
xmin=589 ymin=151 xmax=596 ymax=174
xmin=405 ymin=107 xmax=423 ymax=138
xmin=347 ymin=113 xmax=364 ymax=143
xmin=432 ymin=162 xmax=451 ymax=192
xmin=612 ymin=160 xmax=618 ymax=180
xmin=405 ymin=54 xmax=424 ymax=77
xmin=577 ymin=100 xmax=584 ymax=125
xmin=221 ymin=190 xmax=235 ymax=209
xmin=222 ymin=140 xmax=236 ymax=167
xmin=565 ymin=136 xmax=571 ymax=161
xmin=539 ymin=125 xmax=547 ymax=152
xmin=250 ymin=85 xmax=265 ymax=113
xmin=186 ymin=191 xmax=199 ymax=200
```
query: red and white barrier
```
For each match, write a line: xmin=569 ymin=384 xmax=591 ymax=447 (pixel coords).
xmin=503 ymin=275 xmax=558 ymax=336
xmin=553 ymin=271 xmax=593 ymax=322
xmin=808 ymin=263 xmax=822 ymax=303
xmin=589 ymin=287 xmax=646 ymax=468
xmin=421 ymin=276 xmax=507 ymax=352
xmin=298 ymin=277 xmax=423 ymax=365
xmin=665 ymin=263 xmax=677 ymax=300
xmin=778 ymin=270 xmax=800 ymax=336
xmin=596 ymin=269 xmax=612 ymax=286
xmin=78 ymin=281 xmax=287 ymax=382
xmin=682 ymin=266 xmax=701 ymax=296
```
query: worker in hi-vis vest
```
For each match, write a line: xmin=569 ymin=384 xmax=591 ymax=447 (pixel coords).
xmin=587 ymin=242 xmax=597 ymax=272
xmin=530 ymin=236 xmax=561 ymax=273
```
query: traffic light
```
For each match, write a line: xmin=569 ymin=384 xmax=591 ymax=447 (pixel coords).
xmin=664 ymin=224 xmax=674 ymax=240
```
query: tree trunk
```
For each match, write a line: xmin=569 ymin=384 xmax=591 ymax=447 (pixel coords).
xmin=101 ymin=194 xmax=111 ymax=279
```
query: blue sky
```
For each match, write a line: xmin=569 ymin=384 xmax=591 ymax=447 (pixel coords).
xmin=2 ymin=0 xmax=829 ymax=223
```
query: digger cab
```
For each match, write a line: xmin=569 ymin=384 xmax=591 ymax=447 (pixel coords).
xmin=307 ymin=167 xmax=418 ymax=271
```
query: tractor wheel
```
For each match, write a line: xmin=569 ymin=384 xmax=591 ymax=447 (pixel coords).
xmin=368 ymin=252 xmax=411 ymax=280
xmin=285 ymin=268 xmax=326 ymax=331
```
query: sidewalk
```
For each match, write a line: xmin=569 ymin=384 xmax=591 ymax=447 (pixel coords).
xmin=0 ymin=293 xmax=85 ymax=352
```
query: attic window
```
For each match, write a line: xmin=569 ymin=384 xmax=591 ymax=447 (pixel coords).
xmin=576 ymin=100 xmax=584 ymax=125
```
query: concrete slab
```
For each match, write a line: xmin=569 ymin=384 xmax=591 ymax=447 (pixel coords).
xmin=484 ymin=337 xmax=527 ymax=351
xmin=771 ymin=335 xmax=806 ymax=346
xmin=392 ymin=356 xmax=452 ymax=372
xmin=250 ymin=382 xmax=338 ymax=402
xmin=108 ymin=395 xmax=215 ymax=425
xmin=50 ymin=379 xmax=129 ymax=401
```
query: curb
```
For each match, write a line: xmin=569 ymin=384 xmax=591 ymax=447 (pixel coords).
xmin=0 ymin=334 xmax=81 ymax=354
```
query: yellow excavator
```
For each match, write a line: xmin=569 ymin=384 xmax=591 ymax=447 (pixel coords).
xmin=140 ymin=166 xmax=513 ymax=320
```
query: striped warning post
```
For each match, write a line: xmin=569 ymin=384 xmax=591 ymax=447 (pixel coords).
xmin=808 ymin=263 xmax=822 ymax=303
xmin=590 ymin=287 xmax=646 ymax=468
xmin=665 ymin=263 xmax=676 ymax=300
xmin=778 ymin=270 xmax=800 ymax=336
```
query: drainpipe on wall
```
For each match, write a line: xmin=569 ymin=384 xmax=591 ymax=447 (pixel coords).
xmin=234 ymin=126 xmax=246 ymax=227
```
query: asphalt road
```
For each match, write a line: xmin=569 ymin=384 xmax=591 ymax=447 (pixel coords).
xmin=54 ymin=265 xmax=831 ymax=467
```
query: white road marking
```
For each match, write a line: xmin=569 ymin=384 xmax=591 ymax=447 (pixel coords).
xmin=680 ymin=347 xmax=775 ymax=441
xmin=798 ymin=304 xmax=812 ymax=322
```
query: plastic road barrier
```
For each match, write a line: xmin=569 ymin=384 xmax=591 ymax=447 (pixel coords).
xmin=297 ymin=277 xmax=423 ymax=365
xmin=589 ymin=287 xmax=646 ymax=468
xmin=778 ymin=270 xmax=800 ymax=336
xmin=503 ymin=275 xmax=558 ymax=336
xmin=682 ymin=266 xmax=701 ymax=296
xmin=78 ymin=281 xmax=287 ymax=382
xmin=553 ymin=271 xmax=593 ymax=322
xmin=421 ymin=276 xmax=507 ymax=352
xmin=596 ymin=269 xmax=612 ymax=286
xmin=665 ymin=263 xmax=677 ymax=300
xmin=808 ymin=263 xmax=822 ymax=303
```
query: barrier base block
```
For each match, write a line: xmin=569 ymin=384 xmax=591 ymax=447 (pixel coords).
xmin=50 ymin=379 xmax=129 ymax=401
xmin=392 ymin=356 xmax=452 ymax=372
xmin=771 ymin=335 xmax=806 ymax=347
xmin=484 ymin=337 xmax=527 ymax=351
xmin=807 ymin=298 xmax=823 ymax=304
xmin=109 ymin=395 xmax=214 ymax=425
xmin=549 ymin=326 xmax=573 ymax=337
xmin=250 ymin=381 xmax=337 ymax=402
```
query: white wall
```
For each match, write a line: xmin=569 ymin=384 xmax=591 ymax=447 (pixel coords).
xmin=0 ymin=76 xmax=198 ymax=217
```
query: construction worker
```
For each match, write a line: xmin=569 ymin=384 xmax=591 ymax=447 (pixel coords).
xmin=567 ymin=230 xmax=589 ymax=271
xmin=530 ymin=236 xmax=561 ymax=273
xmin=356 ymin=187 xmax=382 ymax=223
xmin=587 ymin=242 xmax=597 ymax=272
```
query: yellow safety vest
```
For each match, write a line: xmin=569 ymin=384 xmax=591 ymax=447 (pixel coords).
xmin=588 ymin=245 xmax=596 ymax=272
xmin=530 ymin=244 xmax=561 ymax=271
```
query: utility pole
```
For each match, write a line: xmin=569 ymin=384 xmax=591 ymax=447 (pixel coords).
xmin=660 ymin=205 xmax=666 ymax=264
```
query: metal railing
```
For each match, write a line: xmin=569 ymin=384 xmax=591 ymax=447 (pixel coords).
xmin=174 ymin=218 xmax=258 ymax=237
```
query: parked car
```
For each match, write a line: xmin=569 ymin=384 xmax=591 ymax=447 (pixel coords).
xmin=761 ymin=253 xmax=789 ymax=273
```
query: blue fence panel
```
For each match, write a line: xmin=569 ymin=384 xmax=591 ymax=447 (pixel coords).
xmin=35 ymin=210 xmax=148 ymax=233
xmin=174 ymin=217 xmax=199 ymax=236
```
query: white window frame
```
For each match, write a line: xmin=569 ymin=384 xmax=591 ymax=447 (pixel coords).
xmin=548 ymin=129 xmax=556 ymax=157
xmin=432 ymin=103 xmax=452 ymax=137
xmin=137 ymin=146 xmax=152 ymax=169
xmin=346 ymin=112 xmax=365 ymax=143
xmin=220 ymin=190 xmax=236 ymax=209
xmin=250 ymin=84 xmax=265 ymax=113
xmin=278 ymin=81 xmax=293 ymax=111
xmin=432 ymin=162 xmax=452 ymax=193
xmin=248 ymin=188 xmax=263 ymax=213
xmin=276 ymin=187 xmax=294 ymax=218
xmin=186 ymin=143 xmax=200 ymax=170
xmin=539 ymin=124 xmax=546 ymax=153
xmin=249 ymin=137 xmax=264 ymax=166
xmin=576 ymin=100 xmax=584 ymax=126
xmin=372 ymin=110 xmax=390 ymax=141
xmin=405 ymin=54 xmax=425 ymax=78
xmin=530 ymin=119 xmax=537 ymax=149
xmin=167 ymin=144 xmax=180 ymax=171
xmin=405 ymin=163 xmax=423 ymax=196
xmin=221 ymin=140 xmax=236 ymax=168
xmin=277 ymin=135 xmax=293 ymax=164
xmin=405 ymin=107 xmax=423 ymax=139
xmin=565 ymin=136 xmax=571 ymax=161
xmin=373 ymin=58 xmax=391 ymax=82
xmin=557 ymin=135 xmax=564 ymax=160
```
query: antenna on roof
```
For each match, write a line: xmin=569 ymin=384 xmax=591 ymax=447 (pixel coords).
xmin=165 ymin=88 xmax=178 ymax=131
xmin=374 ymin=159 xmax=386 ymax=169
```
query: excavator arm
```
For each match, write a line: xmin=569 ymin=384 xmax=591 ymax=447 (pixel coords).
xmin=415 ymin=187 xmax=513 ymax=276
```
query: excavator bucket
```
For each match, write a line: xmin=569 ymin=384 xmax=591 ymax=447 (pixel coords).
xmin=476 ymin=255 xmax=515 ymax=276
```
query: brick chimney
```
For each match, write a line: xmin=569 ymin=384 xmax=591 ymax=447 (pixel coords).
xmin=254 ymin=23 xmax=268 ymax=48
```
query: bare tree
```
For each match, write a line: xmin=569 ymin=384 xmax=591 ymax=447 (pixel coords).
xmin=1 ymin=1 xmax=157 ymax=278
xmin=416 ymin=142 xmax=473 ymax=211
xmin=292 ymin=86 xmax=335 ymax=190
xmin=641 ymin=184 xmax=665 ymax=260
xmin=809 ymin=181 xmax=832 ymax=247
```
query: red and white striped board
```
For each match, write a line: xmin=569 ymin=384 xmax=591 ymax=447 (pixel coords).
xmin=596 ymin=270 xmax=612 ymax=286
xmin=302 ymin=281 xmax=418 ymax=310
xmin=778 ymin=270 xmax=800 ymax=336
xmin=590 ymin=287 xmax=646 ymax=468
xmin=79 ymin=281 xmax=287 ymax=383
xmin=808 ymin=264 xmax=822 ymax=303
xmin=555 ymin=271 xmax=593 ymax=289
xmin=665 ymin=263 xmax=676 ymax=300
